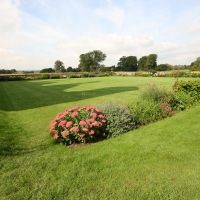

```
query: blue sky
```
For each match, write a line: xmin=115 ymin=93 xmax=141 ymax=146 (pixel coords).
xmin=0 ymin=0 xmax=200 ymax=70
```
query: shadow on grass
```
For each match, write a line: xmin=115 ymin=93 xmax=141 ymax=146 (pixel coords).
xmin=0 ymin=80 xmax=138 ymax=111
xmin=0 ymin=110 xmax=51 ymax=157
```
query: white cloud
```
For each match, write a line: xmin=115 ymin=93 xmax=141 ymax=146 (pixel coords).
xmin=0 ymin=0 xmax=21 ymax=34
xmin=95 ymin=3 xmax=124 ymax=27
xmin=0 ymin=0 xmax=200 ymax=70
xmin=186 ymin=22 xmax=200 ymax=33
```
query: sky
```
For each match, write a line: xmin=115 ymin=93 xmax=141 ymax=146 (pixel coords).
xmin=0 ymin=0 xmax=200 ymax=70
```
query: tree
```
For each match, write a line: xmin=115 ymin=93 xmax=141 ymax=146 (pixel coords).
xmin=190 ymin=57 xmax=200 ymax=71
xmin=40 ymin=68 xmax=55 ymax=73
xmin=0 ymin=69 xmax=17 ymax=74
xmin=156 ymin=64 xmax=173 ymax=71
xmin=146 ymin=54 xmax=157 ymax=71
xmin=66 ymin=66 xmax=73 ymax=72
xmin=54 ymin=60 xmax=66 ymax=72
xmin=117 ymin=56 xmax=137 ymax=71
xmin=138 ymin=56 xmax=147 ymax=71
xmin=79 ymin=50 xmax=106 ymax=72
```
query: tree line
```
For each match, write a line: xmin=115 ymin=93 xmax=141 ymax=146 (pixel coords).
xmin=1 ymin=50 xmax=199 ymax=73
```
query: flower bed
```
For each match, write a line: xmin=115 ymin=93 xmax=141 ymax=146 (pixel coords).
xmin=50 ymin=105 xmax=107 ymax=145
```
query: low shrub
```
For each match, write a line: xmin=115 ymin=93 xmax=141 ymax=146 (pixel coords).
xmin=81 ymin=72 xmax=90 ymax=77
xmin=68 ymin=74 xmax=81 ymax=78
xmin=173 ymin=80 xmax=200 ymax=101
xmin=160 ymin=102 xmax=176 ymax=118
xmin=129 ymin=100 xmax=176 ymax=127
xmin=168 ymin=91 xmax=196 ymax=111
xmin=129 ymin=100 xmax=162 ymax=127
xmin=41 ymin=74 xmax=50 ymax=79
xmin=51 ymin=74 xmax=60 ymax=79
xmin=140 ymin=83 xmax=173 ymax=103
xmin=0 ymin=76 xmax=25 ymax=81
xmin=50 ymin=105 xmax=107 ymax=145
xmin=98 ymin=103 xmax=135 ymax=138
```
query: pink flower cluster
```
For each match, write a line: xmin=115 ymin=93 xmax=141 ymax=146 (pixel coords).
xmin=161 ymin=102 xmax=176 ymax=118
xmin=50 ymin=105 xmax=107 ymax=145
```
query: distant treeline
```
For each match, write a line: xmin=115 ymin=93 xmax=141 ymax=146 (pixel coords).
xmin=0 ymin=69 xmax=17 ymax=74
xmin=1 ymin=52 xmax=199 ymax=74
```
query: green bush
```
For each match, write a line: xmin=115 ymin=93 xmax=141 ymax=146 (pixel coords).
xmin=169 ymin=91 xmax=196 ymax=111
xmin=81 ymin=72 xmax=90 ymax=77
xmin=0 ymin=76 xmax=25 ymax=81
xmin=50 ymin=74 xmax=60 ymax=79
xmin=98 ymin=103 xmax=135 ymax=138
xmin=41 ymin=74 xmax=50 ymax=79
xmin=140 ymin=83 xmax=173 ymax=103
xmin=68 ymin=74 xmax=81 ymax=78
xmin=174 ymin=80 xmax=200 ymax=101
xmin=129 ymin=100 xmax=162 ymax=127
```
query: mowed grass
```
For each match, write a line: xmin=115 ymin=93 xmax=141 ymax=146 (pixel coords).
xmin=0 ymin=76 xmax=200 ymax=199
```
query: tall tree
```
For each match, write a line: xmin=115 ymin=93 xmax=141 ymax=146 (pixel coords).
xmin=79 ymin=50 xmax=106 ymax=72
xmin=138 ymin=56 xmax=147 ymax=71
xmin=190 ymin=57 xmax=200 ymax=71
xmin=54 ymin=60 xmax=66 ymax=72
xmin=146 ymin=54 xmax=157 ymax=71
xmin=40 ymin=68 xmax=55 ymax=73
xmin=117 ymin=56 xmax=137 ymax=71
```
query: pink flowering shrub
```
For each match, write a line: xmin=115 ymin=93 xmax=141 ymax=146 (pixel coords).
xmin=50 ymin=105 xmax=107 ymax=145
xmin=160 ymin=102 xmax=176 ymax=118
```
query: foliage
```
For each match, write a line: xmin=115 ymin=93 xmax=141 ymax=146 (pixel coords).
xmin=190 ymin=57 xmax=200 ymax=71
xmin=135 ymin=71 xmax=151 ymax=77
xmin=50 ymin=106 xmax=107 ymax=145
xmin=117 ymin=56 xmax=138 ymax=71
xmin=0 ymin=75 xmax=25 ymax=81
xmin=169 ymin=80 xmax=200 ymax=111
xmin=156 ymin=64 xmax=173 ymax=71
xmin=81 ymin=72 xmax=90 ymax=77
xmin=98 ymin=103 xmax=135 ymax=138
xmin=54 ymin=60 xmax=66 ymax=72
xmin=78 ymin=50 xmax=106 ymax=72
xmin=0 ymin=69 xmax=17 ymax=74
xmin=160 ymin=102 xmax=176 ymax=118
xmin=68 ymin=73 xmax=81 ymax=78
xmin=129 ymin=100 xmax=162 ymax=126
xmin=41 ymin=74 xmax=50 ymax=79
xmin=146 ymin=54 xmax=157 ymax=70
xmin=40 ymin=68 xmax=55 ymax=73
xmin=137 ymin=56 xmax=147 ymax=71
xmin=168 ymin=92 xmax=194 ymax=111
xmin=140 ymin=83 xmax=173 ymax=103
xmin=173 ymin=80 xmax=200 ymax=100
xmin=50 ymin=74 xmax=60 ymax=79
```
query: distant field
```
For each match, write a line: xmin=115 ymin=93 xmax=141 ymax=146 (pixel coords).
xmin=1 ymin=76 xmax=200 ymax=199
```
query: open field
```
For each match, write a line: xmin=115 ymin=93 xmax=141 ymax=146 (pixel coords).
xmin=1 ymin=76 xmax=200 ymax=199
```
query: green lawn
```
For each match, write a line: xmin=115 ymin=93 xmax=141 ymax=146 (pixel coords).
xmin=1 ymin=76 xmax=200 ymax=199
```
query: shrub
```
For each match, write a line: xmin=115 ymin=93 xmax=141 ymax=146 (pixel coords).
xmin=81 ymin=72 xmax=90 ymax=77
xmin=41 ymin=74 xmax=50 ymax=79
xmin=0 ymin=76 xmax=25 ymax=81
xmin=140 ymin=83 xmax=173 ymax=103
xmin=129 ymin=100 xmax=162 ymax=127
xmin=50 ymin=105 xmax=107 ymax=145
xmin=168 ymin=91 xmax=196 ymax=111
xmin=173 ymin=80 xmax=200 ymax=101
xmin=98 ymin=103 xmax=135 ymax=138
xmin=160 ymin=102 xmax=176 ymax=118
xmin=51 ymin=74 xmax=60 ymax=79
xmin=68 ymin=74 xmax=81 ymax=78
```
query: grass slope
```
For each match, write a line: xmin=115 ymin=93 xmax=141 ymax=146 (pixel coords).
xmin=0 ymin=77 xmax=200 ymax=199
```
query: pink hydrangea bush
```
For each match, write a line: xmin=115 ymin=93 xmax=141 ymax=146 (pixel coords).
xmin=50 ymin=105 xmax=107 ymax=145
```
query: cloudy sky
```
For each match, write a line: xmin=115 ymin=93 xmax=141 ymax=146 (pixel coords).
xmin=1 ymin=0 xmax=200 ymax=70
